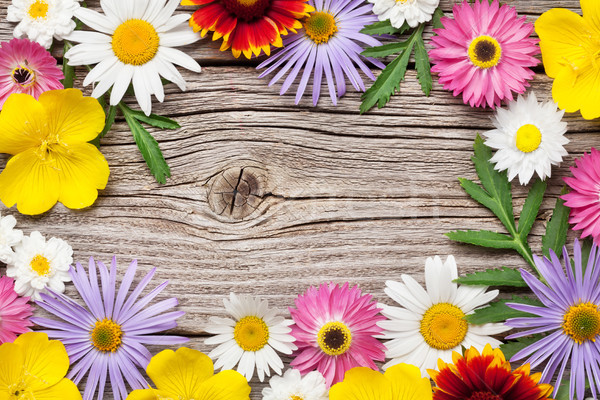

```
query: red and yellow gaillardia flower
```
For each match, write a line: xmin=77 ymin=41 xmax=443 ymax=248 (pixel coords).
xmin=429 ymin=345 xmax=553 ymax=400
xmin=182 ymin=0 xmax=313 ymax=59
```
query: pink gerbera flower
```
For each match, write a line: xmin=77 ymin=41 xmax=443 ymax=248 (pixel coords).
xmin=563 ymin=148 xmax=600 ymax=244
xmin=0 ymin=276 xmax=33 ymax=344
xmin=289 ymin=282 xmax=386 ymax=387
xmin=0 ymin=38 xmax=63 ymax=109
xmin=429 ymin=0 xmax=539 ymax=108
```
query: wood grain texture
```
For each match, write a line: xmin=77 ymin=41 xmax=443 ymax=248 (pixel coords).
xmin=0 ymin=0 xmax=595 ymax=398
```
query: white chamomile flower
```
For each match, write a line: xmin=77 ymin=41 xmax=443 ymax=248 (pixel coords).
xmin=64 ymin=0 xmax=201 ymax=116
xmin=369 ymin=0 xmax=439 ymax=29
xmin=205 ymin=293 xmax=297 ymax=382
xmin=378 ymin=255 xmax=510 ymax=376
xmin=484 ymin=92 xmax=569 ymax=185
xmin=0 ymin=212 xmax=23 ymax=264
xmin=7 ymin=0 xmax=79 ymax=49
xmin=263 ymin=369 xmax=328 ymax=400
xmin=6 ymin=231 xmax=73 ymax=301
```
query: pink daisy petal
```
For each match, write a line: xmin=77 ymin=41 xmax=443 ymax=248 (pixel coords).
xmin=0 ymin=276 xmax=33 ymax=344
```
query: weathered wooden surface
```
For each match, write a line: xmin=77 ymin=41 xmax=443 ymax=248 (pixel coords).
xmin=0 ymin=0 xmax=596 ymax=397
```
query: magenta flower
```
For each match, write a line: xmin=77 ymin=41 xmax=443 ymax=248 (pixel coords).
xmin=289 ymin=282 xmax=386 ymax=387
xmin=429 ymin=0 xmax=539 ymax=108
xmin=563 ymin=148 xmax=600 ymax=244
xmin=0 ymin=38 xmax=63 ymax=109
xmin=0 ymin=276 xmax=32 ymax=344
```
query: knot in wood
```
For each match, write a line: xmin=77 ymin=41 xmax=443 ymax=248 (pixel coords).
xmin=207 ymin=167 xmax=266 ymax=220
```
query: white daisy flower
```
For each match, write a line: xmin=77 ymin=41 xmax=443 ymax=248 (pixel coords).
xmin=369 ymin=0 xmax=439 ymax=29
xmin=484 ymin=92 xmax=569 ymax=185
xmin=6 ymin=231 xmax=73 ymax=301
xmin=262 ymin=369 xmax=328 ymax=400
xmin=205 ymin=293 xmax=297 ymax=382
xmin=0 ymin=212 xmax=23 ymax=264
xmin=378 ymin=255 xmax=510 ymax=375
xmin=64 ymin=0 xmax=201 ymax=116
xmin=7 ymin=0 xmax=79 ymax=49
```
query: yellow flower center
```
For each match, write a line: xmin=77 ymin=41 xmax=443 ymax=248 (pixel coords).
xmin=11 ymin=66 xmax=36 ymax=88
xmin=8 ymin=380 xmax=34 ymax=400
xmin=234 ymin=316 xmax=270 ymax=352
xmin=317 ymin=321 xmax=352 ymax=356
xmin=515 ymin=124 xmax=542 ymax=153
xmin=563 ymin=302 xmax=600 ymax=344
xmin=304 ymin=12 xmax=338 ymax=45
xmin=396 ymin=0 xmax=412 ymax=3
xmin=289 ymin=396 xmax=304 ymax=400
xmin=236 ymin=0 xmax=260 ymax=6
xmin=420 ymin=303 xmax=468 ymax=350
xmin=30 ymin=254 xmax=51 ymax=276
xmin=27 ymin=0 xmax=49 ymax=19
xmin=111 ymin=19 xmax=160 ymax=66
xmin=468 ymin=35 xmax=502 ymax=69
xmin=91 ymin=319 xmax=123 ymax=352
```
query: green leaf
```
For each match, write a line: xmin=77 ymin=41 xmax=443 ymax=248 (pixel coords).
xmin=518 ymin=179 xmax=547 ymax=237
xmin=62 ymin=41 xmax=75 ymax=89
xmin=90 ymin=104 xmax=116 ymax=148
xmin=581 ymin=237 xmax=595 ymax=272
xmin=361 ymin=41 xmax=411 ymax=58
xmin=360 ymin=25 xmax=423 ymax=113
xmin=123 ymin=109 xmax=171 ymax=184
xmin=446 ymin=230 xmax=515 ymax=250
xmin=465 ymin=296 xmax=541 ymax=324
xmin=500 ymin=335 xmax=543 ymax=360
xmin=414 ymin=33 xmax=432 ymax=96
xmin=432 ymin=7 xmax=444 ymax=29
xmin=360 ymin=20 xmax=411 ymax=36
xmin=542 ymin=187 xmax=570 ymax=258
xmin=456 ymin=266 xmax=527 ymax=287
xmin=132 ymin=112 xmax=180 ymax=130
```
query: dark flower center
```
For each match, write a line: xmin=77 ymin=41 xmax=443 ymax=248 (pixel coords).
xmin=468 ymin=392 xmax=502 ymax=400
xmin=222 ymin=0 xmax=271 ymax=21
xmin=317 ymin=321 xmax=352 ymax=356
xmin=11 ymin=67 xmax=36 ymax=87
xmin=473 ymin=40 xmax=496 ymax=62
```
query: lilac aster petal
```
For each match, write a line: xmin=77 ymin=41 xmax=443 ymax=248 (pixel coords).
xmin=113 ymin=259 xmax=137 ymax=320
xmin=115 ymin=267 xmax=157 ymax=321
xmin=296 ymin=48 xmax=317 ymax=103
xmin=119 ymin=280 xmax=168 ymax=323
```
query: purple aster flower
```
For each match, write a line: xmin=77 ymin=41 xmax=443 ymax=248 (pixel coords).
xmin=256 ymin=0 xmax=384 ymax=106
xmin=506 ymin=240 xmax=600 ymax=400
xmin=31 ymin=257 xmax=188 ymax=400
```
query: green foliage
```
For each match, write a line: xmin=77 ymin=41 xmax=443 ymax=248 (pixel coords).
xmin=465 ymin=295 xmax=541 ymax=324
xmin=432 ymin=7 xmax=445 ymax=29
xmin=414 ymin=35 xmax=432 ymax=95
xmin=500 ymin=335 xmax=542 ymax=360
xmin=360 ymin=20 xmax=410 ymax=36
xmin=542 ymin=187 xmax=570 ymax=258
xmin=61 ymin=41 xmax=75 ymax=89
xmin=456 ymin=266 xmax=527 ymax=287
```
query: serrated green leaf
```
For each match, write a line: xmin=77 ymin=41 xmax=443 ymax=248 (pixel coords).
xmin=414 ymin=34 xmax=432 ymax=96
xmin=542 ymin=186 xmax=570 ymax=259
xmin=518 ymin=179 xmax=547 ymax=237
xmin=123 ymin=110 xmax=171 ymax=184
xmin=360 ymin=20 xmax=411 ymax=36
xmin=361 ymin=41 xmax=411 ymax=58
xmin=500 ymin=335 xmax=543 ymax=360
xmin=456 ymin=266 xmax=527 ymax=287
xmin=132 ymin=112 xmax=180 ymax=130
xmin=446 ymin=230 xmax=516 ymax=250
xmin=465 ymin=296 xmax=541 ymax=324
xmin=432 ymin=7 xmax=444 ymax=30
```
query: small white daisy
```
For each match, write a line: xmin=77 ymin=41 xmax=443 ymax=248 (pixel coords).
xmin=262 ymin=369 xmax=328 ymax=400
xmin=369 ymin=0 xmax=439 ymax=29
xmin=64 ymin=0 xmax=201 ymax=116
xmin=484 ymin=92 xmax=569 ymax=185
xmin=378 ymin=255 xmax=510 ymax=375
xmin=7 ymin=0 xmax=79 ymax=49
xmin=0 ymin=212 xmax=23 ymax=264
xmin=6 ymin=231 xmax=73 ymax=300
xmin=205 ymin=293 xmax=297 ymax=382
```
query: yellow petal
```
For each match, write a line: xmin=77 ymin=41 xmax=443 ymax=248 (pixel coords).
xmin=53 ymin=143 xmax=110 ymax=209
xmin=582 ymin=0 xmax=600 ymax=31
xmin=127 ymin=389 xmax=177 ymax=400
xmin=329 ymin=367 xmax=391 ymax=400
xmin=535 ymin=8 xmax=593 ymax=78
xmin=194 ymin=370 xmax=251 ymax=400
xmin=0 ymin=149 xmax=60 ymax=215
xmin=552 ymin=62 xmax=600 ymax=119
xmin=14 ymin=332 xmax=69 ymax=390
xmin=0 ymin=93 xmax=46 ymax=155
xmin=385 ymin=364 xmax=432 ymax=400
xmin=37 ymin=89 xmax=105 ymax=145
xmin=0 ymin=342 xmax=25 ymax=390
xmin=147 ymin=348 xmax=214 ymax=397
xmin=33 ymin=378 xmax=82 ymax=400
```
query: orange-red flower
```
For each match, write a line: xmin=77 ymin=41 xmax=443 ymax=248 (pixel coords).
xmin=429 ymin=345 xmax=553 ymax=400
xmin=182 ymin=0 xmax=313 ymax=58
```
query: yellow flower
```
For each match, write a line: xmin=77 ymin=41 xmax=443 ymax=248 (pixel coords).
xmin=329 ymin=364 xmax=432 ymax=400
xmin=536 ymin=0 xmax=600 ymax=119
xmin=126 ymin=347 xmax=251 ymax=400
xmin=0 ymin=332 xmax=81 ymax=399
xmin=0 ymin=89 xmax=109 ymax=215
